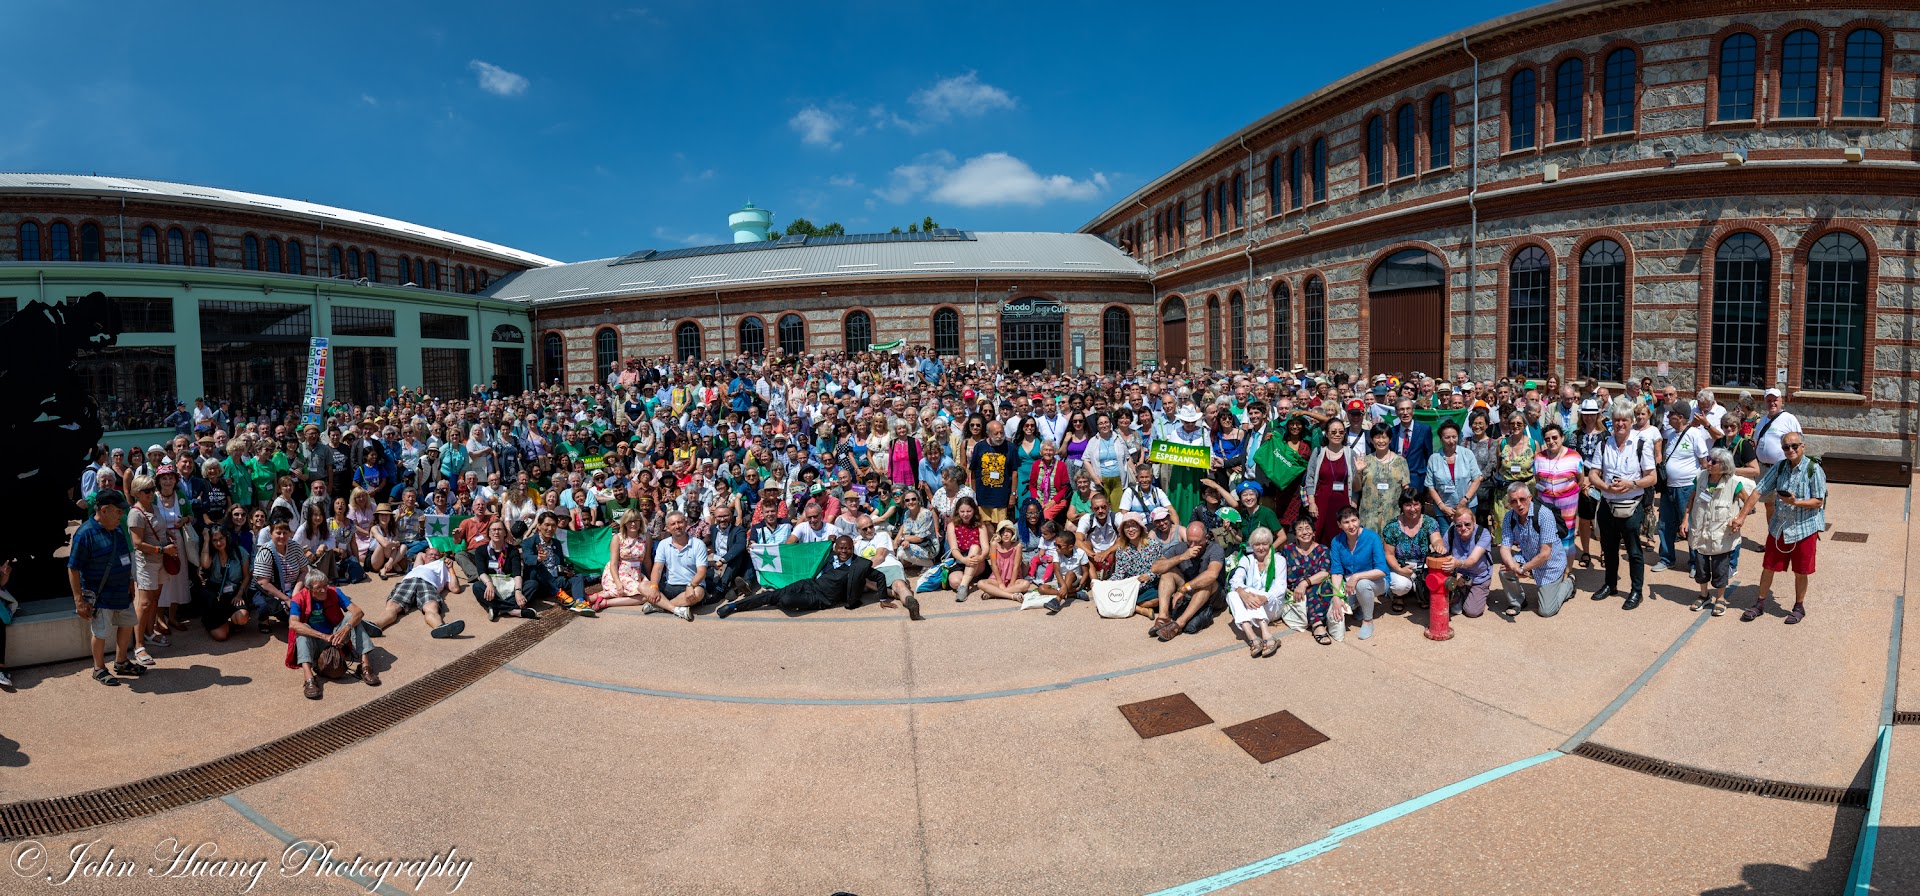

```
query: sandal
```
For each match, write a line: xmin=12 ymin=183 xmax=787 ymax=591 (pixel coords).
xmin=1248 ymin=638 xmax=1262 ymax=658
xmin=1689 ymin=596 xmax=1709 ymax=612
xmin=1311 ymin=625 xmax=1333 ymax=646
xmin=1710 ymin=600 xmax=1727 ymax=617
xmin=1390 ymin=596 xmax=1405 ymax=615
xmin=1148 ymin=617 xmax=1173 ymax=638
xmin=1157 ymin=623 xmax=1182 ymax=642
xmin=1261 ymin=637 xmax=1281 ymax=658
xmin=1784 ymin=605 xmax=1806 ymax=625
xmin=1741 ymin=595 xmax=1769 ymax=622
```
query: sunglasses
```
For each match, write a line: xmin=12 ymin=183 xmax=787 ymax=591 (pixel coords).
xmin=1783 ymin=443 xmax=1805 ymax=451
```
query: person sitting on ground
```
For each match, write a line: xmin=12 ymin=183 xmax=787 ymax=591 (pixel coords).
xmin=1038 ymin=527 xmax=1092 ymax=615
xmin=1075 ymin=492 xmax=1121 ymax=578
xmin=1497 ymin=483 xmax=1574 ymax=622
xmin=703 ymin=503 xmax=750 ymax=602
xmin=252 ymin=516 xmax=308 ymax=633
xmin=890 ymin=487 xmax=940 ymax=570
xmin=1329 ymin=505 xmax=1388 ymax=640
xmin=361 ymin=545 xmax=466 ymax=639
xmin=1281 ymin=516 xmax=1342 ymax=644
xmin=195 ymin=524 xmax=252 ymax=642
xmin=521 ymin=511 xmax=596 ymax=616
xmin=647 ymin=511 xmax=708 ymax=620
xmin=974 ymin=519 xmax=1034 ymax=602
xmin=1227 ymin=526 xmax=1288 ymax=658
xmin=1145 ymin=521 xmax=1226 ymax=642
xmin=286 ymin=570 xmax=380 ymax=700
xmin=467 ymin=519 xmax=538 ymax=622
xmin=367 ymin=504 xmax=408 ymax=579
xmin=597 ymin=510 xmax=661 ymax=611
xmin=69 ymin=489 xmax=143 ymax=684
xmin=945 ymin=496 xmax=989 ymax=602
xmin=718 ymin=535 xmax=889 ymax=618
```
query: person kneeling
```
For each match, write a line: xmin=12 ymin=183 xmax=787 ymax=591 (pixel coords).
xmin=361 ymin=546 xmax=466 ymax=639
xmin=720 ymin=536 xmax=887 ymax=618
xmin=287 ymin=570 xmax=379 ymax=699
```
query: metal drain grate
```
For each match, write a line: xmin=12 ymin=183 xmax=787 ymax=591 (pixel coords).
xmin=0 ymin=611 xmax=573 ymax=842
xmin=1571 ymin=742 xmax=1867 ymax=807
xmin=1895 ymin=711 xmax=1920 ymax=726
xmin=1118 ymin=693 xmax=1213 ymax=739
xmin=1830 ymin=532 xmax=1869 ymax=543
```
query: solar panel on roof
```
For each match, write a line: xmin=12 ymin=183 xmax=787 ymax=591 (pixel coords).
xmin=609 ymin=249 xmax=658 ymax=266
xmin=776 ymin=234 xmax=807 ymax=246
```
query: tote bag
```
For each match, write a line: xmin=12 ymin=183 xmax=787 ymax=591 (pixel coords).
xmin=1092 ymin=577 xmax=1143 ymax=619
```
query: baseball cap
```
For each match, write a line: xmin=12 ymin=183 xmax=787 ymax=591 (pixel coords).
xmin=1149 ymin=507 xmax=1171 ymax=521
xmin=1764 ymin=388 xmax=1783 ymax=398
xmin=1345 ymin=398 xmax=1366 ymax=412
xmin=94 ymin=488 xmax=129 ymax=510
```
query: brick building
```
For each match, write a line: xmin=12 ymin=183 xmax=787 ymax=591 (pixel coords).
xmin=1083 ymin=0 xmax=1918 ymax=463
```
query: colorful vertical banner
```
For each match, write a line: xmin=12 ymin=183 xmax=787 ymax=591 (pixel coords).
xmin=302 ymin=337 xmax=330 ymax=428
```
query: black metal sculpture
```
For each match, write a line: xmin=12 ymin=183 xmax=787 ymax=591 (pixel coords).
xmin=0 ymin=291 xmax=122 ymax=597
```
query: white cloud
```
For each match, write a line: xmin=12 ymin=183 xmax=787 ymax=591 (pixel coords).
xmin=360 ymin=93 xmax=379 ymax=107
xmin=789 ymin=106 xmax=842 ymax=148
xmin=877 ymin=151 xmax=1106 ymax=207
xmin=682 ymin=168 xmax=717 ymax=183
xmin=468 ymin=60 xmax=528 ymax=97
xmin=828 ymin=173 xmax=862 ymax=188
xmin=653 ymin=226 xmax=718 ymax=247
xmin=910 ymin=72 xmax=1015 ymax=122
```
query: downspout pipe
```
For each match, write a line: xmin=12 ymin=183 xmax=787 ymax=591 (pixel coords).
xmin=1463 ymin=35 xmax=1482 ymax=379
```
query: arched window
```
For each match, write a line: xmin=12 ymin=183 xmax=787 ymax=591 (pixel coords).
xmin=739 ymin=317 xmax=765 ymax=357
xmin=192 ymin=230 xmax=210 ymax=267
xmin=1429 ymin=93 xmax=1451 ymax=169
xmin=1228 ymin=178 xmax=1242 ymax=229
xmin=1553 ymin=57 xmax=1584 ymax=142
xmin=1176 ymin=201 xmax=1186 ymax=244
xmin=1578 ymin=240 xmax=1626 ymax=382
xmin=1102 ymin=307 xmax=1131 ymax=372
xmin=166 ymin=228 xmax=185 ymax=265
xmin=1711 ymin=233 xmax=1771 ymax=388
xmin=1304 ymin=277 xmax=1325 ymax=372
xmin=1364 ymin=114 xmax=1385 ymax=186
xmin=542 ymin=332 xmax=564 ymax=386
xmin=1717 ymin=33 xmax=1757 ymax=121
xmin=1205 ymin=296 xmax=1223 ymax=368
xmin=1310 ymin=138 xmax=1327 ymax=202
xmin=1602 ymin=48 xmax=1636 ymax=134
xmin=1803 ymin=233 xmax=1869 ymax=393
xmin=1288 ymin=147 xmax=1304 ymax=210
xmin=397 ymin=255 xmax=411 ymax=283
xmin=676 ymin=322 xmax=702 ymax=362
xmin=49 ymin=222 xmax=71 ymax=260
xmin=287 ymin=240 xmax=303 ymax=275
xmin=1394 ymin=104 xmax=1416 ymax=178
xmin=1272 ymin=281 xmax=1292 ymax=370
xmin=364 ymin=250 xmax=379 ymax=283
xmin=844 ymin=310 xmax=872 ymax=354
xmin=347 ymin=249 xmax=362 ymax=279
xmin=933 ymin=308 xmax=960 ymax=357
xmin=1842 ymin=29 xmax=1884 ymax=118
xmin=593 ymin=327 xmax=620 ymax=385
xmin=1510 ymin=68 xmax=1537 ymax=150
xmin=490 ymin=324 xmax=524 ymax=343
xmin=1267 ymin=156 xmax=1283 ymax=213
xmin=416 ymin=258 xmax=427 ymax=287
xmin=138 ymin=226 xmax=159 ymax=264
xmin=1201 ymin=188 xmax=1213 ymax=238
xmin=476 ymin=269 xmax=486 ymax=289
xmin=329 ymin=245 xmax=344 ymax=277
xmin=242 ymin=235 xmax=260 ymax=270
xmin=1507 ymin=246 xmax=1552 ymax=379
xmin=1778 ymin=29 xmax=1819 ymax=118
xmin=17 ymin=221 xmax=38 ymax=261
xmin=778 ymin=313 xmax=806 ymax=356
xmin=1369 ymin=249 xmax=1445 ymax=291
xmin=265 ymin=237 xmax=282 ymax=273
xmin=458 ymin=266 xmax=469 ymax=294
xmin=79 ymin=222 xmax=101 ymax=261
xmin=1228 ymin=292 xmax=1246 ymax=369
xmin=427 ymin=261 xmax=440 ymax=290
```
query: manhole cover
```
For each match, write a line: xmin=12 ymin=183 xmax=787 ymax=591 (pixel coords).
xmin=1221 ymin=710 xmax=1329 ymax=763
xmin=1118 ymin=693 xmax=1213 ymax=739
xmin=1831 ymin=532 xmax=1868 ymax=543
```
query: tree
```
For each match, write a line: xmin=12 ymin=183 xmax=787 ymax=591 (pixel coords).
xmin=903 ymin=216 xmax=943 ymax=233
xmin=782 ymin=217 xmax=846 ymax=238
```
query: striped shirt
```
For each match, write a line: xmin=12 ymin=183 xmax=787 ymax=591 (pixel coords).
xmin=251 ymin=541 xmax=310 ymax=597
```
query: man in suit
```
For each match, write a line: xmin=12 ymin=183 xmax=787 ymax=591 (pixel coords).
xmin=1391 ymin=398 xmax=1434 ymax=494
xmin=705 ymin=503 xmax=751 ymax=599
xmin=520 ymin=511 xmax=597 ymax=616
xmin=715 ymin=535 xmax=889 ymax=617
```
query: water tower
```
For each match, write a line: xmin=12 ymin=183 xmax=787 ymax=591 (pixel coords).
xmin=729 ymin=201 xmax=774 ymax=243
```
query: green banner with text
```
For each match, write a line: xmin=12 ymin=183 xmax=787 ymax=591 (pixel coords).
xmin=1147 ymin=439 xmax=1211 ymax=470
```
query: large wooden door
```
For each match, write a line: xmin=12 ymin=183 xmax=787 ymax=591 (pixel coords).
xmin=1160 ymin=300 xmax=1188 ymax=371
xmin=1369 ymin=285 xmax=1445 ymax=377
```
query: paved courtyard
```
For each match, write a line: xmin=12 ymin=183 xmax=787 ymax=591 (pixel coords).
xmin=1 ymin=480 xmax=1910 ymax=895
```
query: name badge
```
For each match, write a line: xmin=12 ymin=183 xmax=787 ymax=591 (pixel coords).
xmin=120 ymin=554 xmax=132 ymax=566
xmin=1377 ymin=481 xmax=1391 ymax=490
xmin=1331 ymin=483 xmax=1344 ymax=492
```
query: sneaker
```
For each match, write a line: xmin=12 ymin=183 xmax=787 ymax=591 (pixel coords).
xmin=672 ymin=606 xmax=693 ymax=621
xmin=92 ymin=667 xmax=118 ymax=685
xmin=430 ymin=620 xmax=465 ymax=639
xmin=112 ymin=660 xmax=147 ymax=677
xmin=569 ymin=601 xmax=597 ymax=617
xmin=487 ymin=605 xmax=501 ymax=622
xmin=1357 ymin=622 xmax=1375 ymax=640
xmin=641 ymin=603 xmax=663 ymax=615
xmin=716 ymin=602 xmax=737 ymax=620
xmin=362 ymin=621 xmax=385 ymax=638
xmin=955 ymin=586 xmax=969 ymax=603
xmin=1651 ymin=561 xmax=1670 ymax=573
xmin=0 ymin=669 xmax=11 ymax=687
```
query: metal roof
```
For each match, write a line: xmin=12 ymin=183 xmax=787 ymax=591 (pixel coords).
xmin=483 ymin=231 xmax=1149 ymax=306
xmin=0 ymin=173 xmax=559 ymax=268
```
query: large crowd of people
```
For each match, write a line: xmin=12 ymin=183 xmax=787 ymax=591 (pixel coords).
xmin=19 ymin=343 xmax=1830 ymax=697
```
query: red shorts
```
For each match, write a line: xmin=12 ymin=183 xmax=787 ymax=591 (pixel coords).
xmin=1763 ymin=532 xmax=1817 ymax=576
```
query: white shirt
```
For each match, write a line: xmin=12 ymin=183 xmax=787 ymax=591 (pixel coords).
xmin=1661 ymin=425 xmax=1712 ymax=485
xmin=1755 ymin=410 xmax=1802 ymax=465
xmin=1036 ymin=412 xmax=1071 ymax=446
xmin=790 ymin=521 xmax=835 ymax=543
xmin=854 ymin=531 xmax=893 ymax=562
xmin=1077 ymin=512 xmax=1119 ymax=552
xmin=1595 ymin=433 xmax=1656 ymax=500
xmin=1119 ymin=486 xmax=1172 ymax=517
xmin=403 ymin=559 xmax=448 ymax=590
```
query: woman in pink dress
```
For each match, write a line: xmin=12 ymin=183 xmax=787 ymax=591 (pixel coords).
xmin=1533 ymin=423 xmax=1582 ymax=547
xmin=595 ymin=509 xmax=661 ymax=610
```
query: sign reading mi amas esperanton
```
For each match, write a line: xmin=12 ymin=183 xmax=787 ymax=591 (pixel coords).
xmin=1147 ymin=440 xmax=1211 ymax=470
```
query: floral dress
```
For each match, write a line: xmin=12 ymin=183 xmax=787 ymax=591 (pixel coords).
xmin=1382 ymin=514 xmax=1441 ymax=575
xmin=1356 ymin=453 xmax=1410 ymax=537
xmin=1281 ymin=540 xmax=1335 ymax=627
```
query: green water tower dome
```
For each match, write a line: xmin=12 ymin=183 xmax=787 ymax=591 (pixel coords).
xmin=729 ymin=201 xmax=774 ymax=243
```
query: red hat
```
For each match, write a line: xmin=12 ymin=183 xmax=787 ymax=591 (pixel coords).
xmin=963 ymin=389 xmax=977 ymax=401
xmin=1345 ymin=398 xmax=1366 ymax=412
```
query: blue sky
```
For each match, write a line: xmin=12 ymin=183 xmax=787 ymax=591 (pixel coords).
xmin=4 ymin=0 xmax=1527 ymax=263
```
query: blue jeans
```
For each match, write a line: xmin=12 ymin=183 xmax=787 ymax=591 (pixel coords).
xmin=1658 ymin=484 xmax=1693 ymax=567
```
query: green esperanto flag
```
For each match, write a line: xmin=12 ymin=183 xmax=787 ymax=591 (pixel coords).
xmin=750 ymin=540 xmax=832 ymax=589
xmin=425 ymin=514 xmax=472 ymax=554
xmin=564 ymin=525 xmax=614 ymax=571
xmin=1413 ymin=407 xmax=1471 ymax=454
xmin=869 ymin=339 xmax=905 ymax=352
